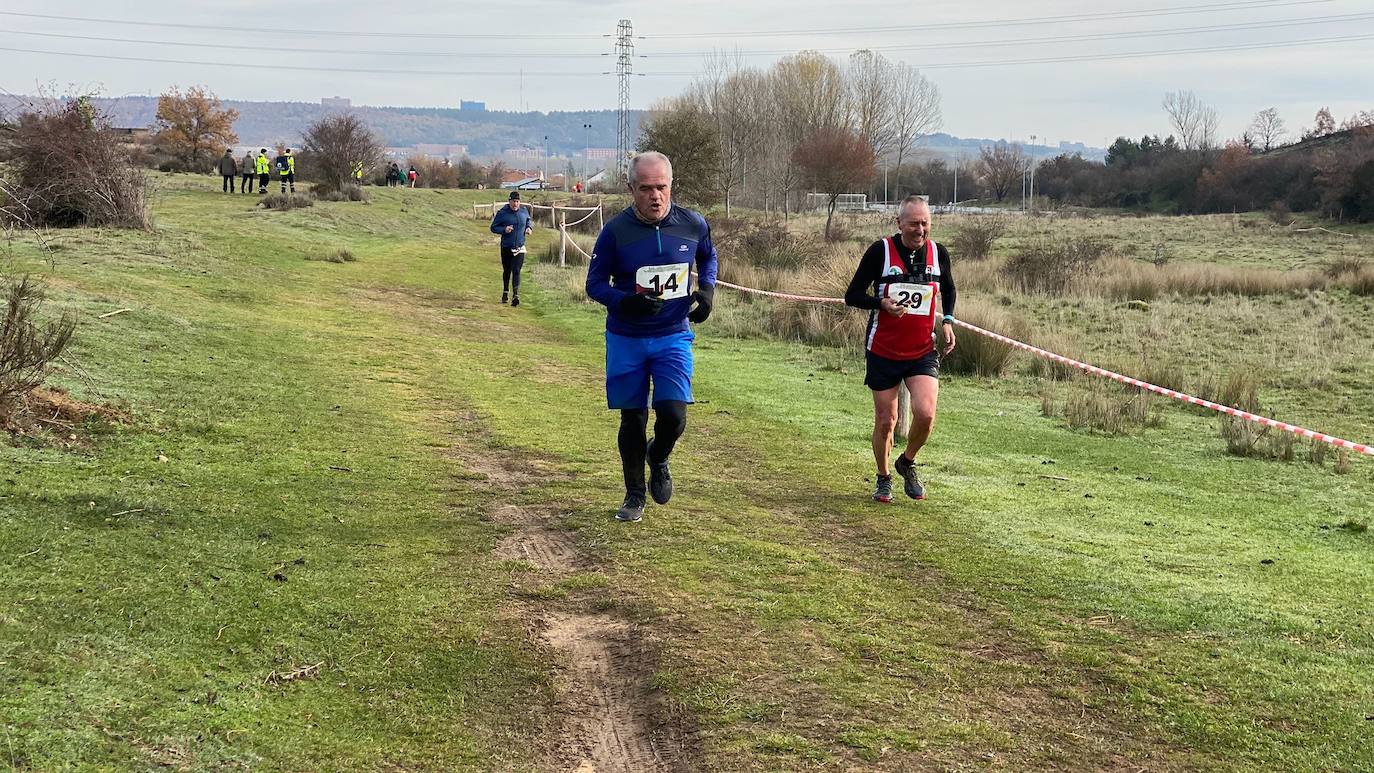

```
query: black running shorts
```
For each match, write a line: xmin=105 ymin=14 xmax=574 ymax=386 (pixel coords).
xmin=864 ymin=348 xmax=939 ymax=391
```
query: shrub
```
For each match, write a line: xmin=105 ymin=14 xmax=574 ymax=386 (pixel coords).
xmin=1058 ymin=383 xmax=1165 ymax=435
xmin=0 ymin=276 xmax=76 ymax=425
xmin=314 ymin=184 xmax=368 ymax=202
xmin=1002 ymin=235 xmax=1110 ymax=294
xmin=948 ymin=215 xmax=1009 ymax=260
xmin=0 ymin=97 xmax=150 ymax=229
xmin=300 ymin=114 xmax=384 ymax=196
xmin=306 ymin=247 xmax=355 ymax=264
xmin=941 ymin=299 xmax=1028 ymax=377
xmin=1267 ymin=199 xmax=1292 ymax=225
xmin=259 ymin=193 xmax=314 ymax=210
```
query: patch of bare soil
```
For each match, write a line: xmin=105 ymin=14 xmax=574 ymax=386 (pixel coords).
xmin=2 ymin=385 xmax=127 ymax=446
xmin=446 ymin=411 xmax=695 ymax=772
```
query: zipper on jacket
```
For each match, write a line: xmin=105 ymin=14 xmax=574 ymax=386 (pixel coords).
xmin=656 ymin=225 xmax=662 ymax=256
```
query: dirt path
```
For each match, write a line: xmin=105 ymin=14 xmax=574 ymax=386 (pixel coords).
xmin=454 ymin=411 xmax=693 ymax=772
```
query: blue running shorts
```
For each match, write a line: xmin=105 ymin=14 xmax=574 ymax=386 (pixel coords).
xmin=605 ymin=329 xmax=694 ymax=409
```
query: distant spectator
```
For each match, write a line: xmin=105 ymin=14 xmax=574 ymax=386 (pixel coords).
xmin=255 ymin=149 xmax=271 ymax=194
xmin=387 ymin=162 xmax=402 ymax=187
xmin=239 ymin=150 xmax=255 ymax=193
xmin=407 ymin=165 xmax=418 ymax=188
xmin=217 ymin=149 xmax=238 ymax=193
xmin=275 ymin=148 xmax=296 ymax=193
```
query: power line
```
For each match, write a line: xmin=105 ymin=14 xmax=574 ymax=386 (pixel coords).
xmin=638 ymin=31 xmax=1374 ymax=74
xmin=0 ymin=10 xmax=610 ymax=40
xmin=0 ymin=46 xmax=613 ymax=77
xmin=642 ymin=12 xmax=1374 ymax=58
xmin=640 ymin=0 xmax=1334 ymax=38
xmin=0 ymin=29 xmax=612 ymax=59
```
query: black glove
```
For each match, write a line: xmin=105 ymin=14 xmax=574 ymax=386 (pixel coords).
xmin=687 ymin=284 xmax=714 ymax=324
xmin=620 ymin=292 xmax=664 ymax=318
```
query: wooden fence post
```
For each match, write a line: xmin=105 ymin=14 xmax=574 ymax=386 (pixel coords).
xmin=559 ymin=215 xmax=567 ymax=268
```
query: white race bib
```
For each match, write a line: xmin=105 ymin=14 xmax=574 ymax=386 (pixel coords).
xmin=886 ymin=282 xmax=936 ymax=315
xmin=635 ymin=263 xmax=690 ymax=300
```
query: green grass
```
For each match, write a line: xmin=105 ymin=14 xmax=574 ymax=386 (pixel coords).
xmin=2 ymin=174 xmax=1372 ymax=770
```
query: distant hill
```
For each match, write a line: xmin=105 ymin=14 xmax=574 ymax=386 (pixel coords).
xmin=0 ymin=94 xmax=1105 ymax=162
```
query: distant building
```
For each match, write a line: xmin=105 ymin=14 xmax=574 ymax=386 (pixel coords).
xmin=1059 ymin=140 xmax=1088 ymax=154
xmin=460 ymin=100 xmax=486 ymax=112
xmin=584 ymin=148 xmax=617 ymax=162
xmin=504 ymin=147 xmax=543 ymax=162
xmin=322 ymin=96 xmax=351 ymax=109
xmin=415 ymin=143 xmax=469 ymax=159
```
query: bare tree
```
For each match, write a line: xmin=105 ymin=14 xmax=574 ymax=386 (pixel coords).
xmin=888 ymin=63 xmax=942 ymax=197
xmin=1249 ymin=107 xmax=1286 ymax=152
xmin=975 ymin=143 xmax=1030 ymax=202
xmin=1162 ymin=90 xmax=1219 ymax=151
xmin=300 ymin=113 xmax=384 ymax=194
xmin=770 ymin=51 xmax=848 ymax=219
xmin=690 ymin=55 xmax=761 ymax=217
xmin=847 ymin=51 xmax=899 ymax=167
xmin=792 ymin=127 xmax=876 ymax=240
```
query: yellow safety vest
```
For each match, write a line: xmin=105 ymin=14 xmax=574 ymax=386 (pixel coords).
xmin=255 ymin=155 xmax=270 ymax=174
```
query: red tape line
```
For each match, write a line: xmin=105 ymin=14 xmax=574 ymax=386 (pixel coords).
xmin=708 ymin=278 xmax=1373 ymax=456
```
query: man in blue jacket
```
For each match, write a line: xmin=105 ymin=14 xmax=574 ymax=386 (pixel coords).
xmin=585 ymin=151 xmax=718 ymax=523
xmin=489 ymin=191 xmax=534 ymax=306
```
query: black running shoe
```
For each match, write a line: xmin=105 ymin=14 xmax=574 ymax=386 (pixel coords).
xmin=894 ymin=454 xmax=925 ymax=500
xmin=872 ymin=474 xmax=894 ymax=504
xmin=615 ymin=493 xmax=645 ymax=522
xmin=511 ymin=295 xmax=521 ymax=308
xmin=648 ymin=442 xmax=673 ymax=505
xmin=501 ymin=291 xmax=509 ymax=304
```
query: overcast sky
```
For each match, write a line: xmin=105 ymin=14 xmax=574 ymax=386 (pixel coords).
xmin=2 ymin=0 xmax=1371 ymax=147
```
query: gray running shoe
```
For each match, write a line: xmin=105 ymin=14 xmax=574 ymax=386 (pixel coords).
xmin=615 ymin=493 xmax=645 ymax=522
xmin=872 ymin=474 xmax=894 ymax=504
xmin=894 ymin=454 xmax=926 ymax=500
xmin=648 ymin=442 xmax=673 ymax=505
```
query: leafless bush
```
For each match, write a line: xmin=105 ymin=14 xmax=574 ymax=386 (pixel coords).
xmin=0 ymin=275 xmax=75 ymax=424
xmin=1002 ymin=236 xmax=1110 ymax=294
xmin=948 ymin=215 xmax=1008 ymax=260
xmin=0 ymin=97 xmax=150 ymax=229
xmin=300 ymin=114 xmax=384 ymax=196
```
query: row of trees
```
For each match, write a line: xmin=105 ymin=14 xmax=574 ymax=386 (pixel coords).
xmin=1033 ymin=101 xmax=1374 ymax=220
xmin=637 ymin=50 xmax=941 ymax=237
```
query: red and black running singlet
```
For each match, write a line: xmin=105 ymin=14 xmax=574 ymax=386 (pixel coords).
xmin=864 ymin=237 xmax=940 ymax=361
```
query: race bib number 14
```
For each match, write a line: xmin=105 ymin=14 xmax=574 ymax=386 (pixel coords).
xmin=635 ymin=263 xmax=691 ymax=300
xmin=886 ymin=282 xmax=936 ymax=315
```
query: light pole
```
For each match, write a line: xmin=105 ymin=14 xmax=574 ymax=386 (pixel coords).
xmin=1029 ymin=134 xmax=1037 ymax=212
xmin=542 ymin=135 xmax=549 ymax=189
xmin=582 ymin=123 xmax=592 ymax=185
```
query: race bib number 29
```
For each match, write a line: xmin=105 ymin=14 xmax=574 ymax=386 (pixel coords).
xmin=886 ymin=282 xmax=936 ymax=315
xmin=635 ymin=263 xmax=691 ymax=300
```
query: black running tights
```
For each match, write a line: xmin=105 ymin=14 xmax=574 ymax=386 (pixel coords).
xmin=618 ymin=400 xmax=687 ymax=495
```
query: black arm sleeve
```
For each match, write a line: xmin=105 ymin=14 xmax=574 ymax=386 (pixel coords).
xmin=938 ymin=244 xmax=956 ymax=317
xmin=845 ymin=241 xmax=885 ymax=310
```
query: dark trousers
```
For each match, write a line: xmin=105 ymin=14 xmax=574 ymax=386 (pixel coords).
xmin=221 ymin=174 xmax=235 ymax=192
xmin=501 ymin=247 xmax=526 ymax=294
xmin=258 ymin=173 xmax=269 ymax=192
xmin=618 ymin=401 xmax=688 ymax=497
xmin=280 ymin=172 xmax=295 ymax=192
xmin=241 ymin=172 xmax=253 ymax=193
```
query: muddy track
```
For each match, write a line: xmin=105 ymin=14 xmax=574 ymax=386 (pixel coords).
xmin=454 ymin=412 xmax=693 ymax=772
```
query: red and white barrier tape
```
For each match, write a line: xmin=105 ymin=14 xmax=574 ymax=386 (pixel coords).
xmin=708 ymin=278 xmax=1373 ymax=456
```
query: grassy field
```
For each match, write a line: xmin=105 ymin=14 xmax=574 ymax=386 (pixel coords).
xmin=2 ymin=175 xmax=1372 ymax=770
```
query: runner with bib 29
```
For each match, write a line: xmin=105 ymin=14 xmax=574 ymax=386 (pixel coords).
xmin=845 ymin=195 xmax=957 ymax=504
xmin=586 ymin=151 xmax=717 ymax=524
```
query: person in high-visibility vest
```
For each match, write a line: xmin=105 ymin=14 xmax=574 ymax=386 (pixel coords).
xmin=352 ymin=160 xmax=365 ymax=186
xmin=276 ymin=149 xmax=296 ymax=193
xmin=255 ymin=149 xmax=271 ymax=195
